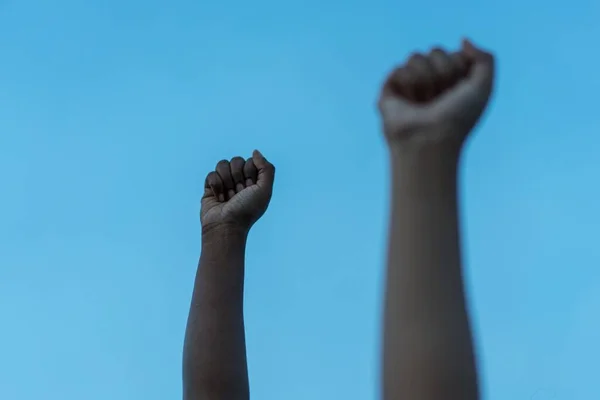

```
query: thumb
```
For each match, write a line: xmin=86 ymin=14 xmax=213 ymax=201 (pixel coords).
xmin=461 ymin=38 xmax=495 ymax=95
xmin=252 ymin=149 xmax=275 ymax=189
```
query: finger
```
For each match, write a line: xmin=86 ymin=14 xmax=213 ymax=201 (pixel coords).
xmin=428 ymin=48 xmax=454 ymax=94
xmin=461 ymin=38 xmax=495 ymax=93
xmin=448 ymin=51 xmax=470 ymax=81
xmin=243 ymin=158 xmax=258 ymax=186
xmin=215 ymin=159 xmax=235 ymax=200
xmin=252 ymin=150 xmax=275 ymax=190
xmin=405 ymin=53 xmax=436 ymax=102
xmin=229 ymin=156 xmax=246 ymax=193
xmin=205 ymin=171 xmax=225 ymax=202
xmin=384 ymin=66 xmax=417 ymax=102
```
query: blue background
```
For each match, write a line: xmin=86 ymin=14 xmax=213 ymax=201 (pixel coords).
xmin=0 ymin=0 xmax=597 ymax=399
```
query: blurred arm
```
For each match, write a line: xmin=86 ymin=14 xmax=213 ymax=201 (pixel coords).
xmin=383 ymin=141 xmax=479 ymax=400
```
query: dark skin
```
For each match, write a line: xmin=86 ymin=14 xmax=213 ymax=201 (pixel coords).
xmin=183 ymin=150 xmax=275 ymax=400
xmin=378 ymin=40 xmax=495 ymax=400
xmin=182 ymin=39 xmax=493 ymax=400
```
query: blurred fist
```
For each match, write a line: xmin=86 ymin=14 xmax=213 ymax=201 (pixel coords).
xmin=378 ymin=39 xmax=495 ymax=146
xmin=201 ymin=150 xmax=275 ymax=233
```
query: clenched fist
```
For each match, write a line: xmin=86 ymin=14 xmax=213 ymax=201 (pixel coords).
xmin=201 ymin=150 xmax=275 ymax=233
xmin=378 ymin=39 xmax=495 ymax=146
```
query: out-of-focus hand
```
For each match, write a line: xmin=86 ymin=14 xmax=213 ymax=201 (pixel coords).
xmin=378 ymin=39 xmax=495 ymax=147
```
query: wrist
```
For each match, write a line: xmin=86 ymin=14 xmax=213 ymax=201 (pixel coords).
xmin=386 ymin=123 xmax=466 ymax=156
xmin=201 ymin=222 xmax=249 ymax=244
xmin=389 ymin=140 xmax=461 ymax=197
xmin=390 ymin=141 xmax=461 ymax=167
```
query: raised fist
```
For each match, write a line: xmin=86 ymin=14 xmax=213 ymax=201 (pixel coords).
xmin=378 ymin=39 xmax=495 ymax=146
xmin=201 ymin=150 xmax=275 ymax=233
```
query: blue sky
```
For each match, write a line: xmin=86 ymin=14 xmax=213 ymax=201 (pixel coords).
xmin=0 ymin=0 xmax=598 ymax=399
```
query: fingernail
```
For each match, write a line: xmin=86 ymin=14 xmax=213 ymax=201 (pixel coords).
xmin=461 ymin=38 xmax=473 ymax=51
xmin=218 ymin=194 xmax=225 ymax=202
xmin=253 ymin=149 xmax=264 ymax=158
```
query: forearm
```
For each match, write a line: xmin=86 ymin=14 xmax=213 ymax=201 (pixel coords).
xmin=183 ymin=226 xmax=250 ymax=400
xmin=383 ymin=142 xmax=479 ymax=399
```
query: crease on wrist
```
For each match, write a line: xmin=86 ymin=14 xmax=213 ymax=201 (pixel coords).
xmin=389 ymin=134 xmax=463 ymax=158
xmin=201 ymin=222 xmax=249 ymax=239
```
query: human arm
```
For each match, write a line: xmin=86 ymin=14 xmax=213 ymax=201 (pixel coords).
xmin=183 ymin=225 xmax=249 ymax=399
xmin=384 ymin=142 xmax=478 ymax=399
xmin=378 ymin=41 xmax=495 ymax=400
xmin=183 ymin=152 xmax=275 ymax=400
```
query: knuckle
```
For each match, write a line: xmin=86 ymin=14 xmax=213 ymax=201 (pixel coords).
xmin=452 ymin=52 xmax=468 ymax=64
xmin=208 ymin=178 xmax=222 ymax=189
xmin=206 ymin=171 xmax=218 ymax=182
